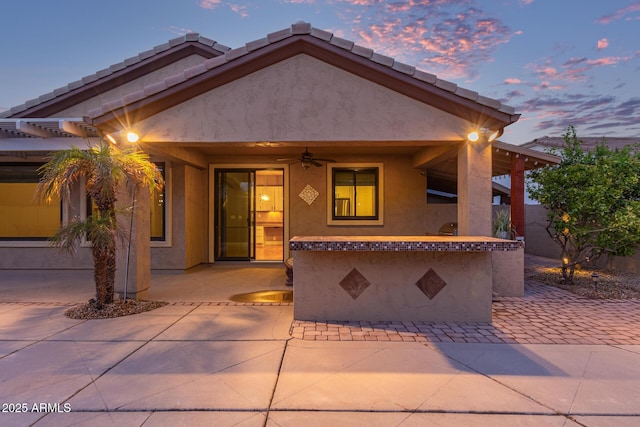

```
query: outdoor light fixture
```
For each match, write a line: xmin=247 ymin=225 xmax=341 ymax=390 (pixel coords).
xmin=488 ymin=128 xmax=504 ymax=142
xmin=105 ymin=134 xmax=117 ymax=145
xmin=467 ymin=131 xmax=480 ymax=142
xmin=467 ymin=128 xmax=504 ymax=143
xmin=592 ymin=272 xmax=599 ymax=291
xmin=126 ymin=131 xmax=139 ymax=143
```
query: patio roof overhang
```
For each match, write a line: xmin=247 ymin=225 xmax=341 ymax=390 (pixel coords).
xmin=0 ymin=118 xmax=560 ymax=195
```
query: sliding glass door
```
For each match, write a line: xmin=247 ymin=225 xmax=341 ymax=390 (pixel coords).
xmin=215 ymin=170 xmax=255 ymax=260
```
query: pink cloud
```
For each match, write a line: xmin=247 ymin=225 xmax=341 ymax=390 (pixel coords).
xmin=200 ymin=0 xmax=222 ymax=9
xmin=505 ymin=77 xmax=522 ymax=84
xmin=587 ymin=56 xmax=624 ymax=66
xmin=597 ymin=38 xmax=609 ymax=49
xmin=349 ymin=3 xmax=514 ymax=79
xmin=597 ymin=3 xmax=640 ymax=24
xmin=229 ymin=3 xmax=248 ymax=16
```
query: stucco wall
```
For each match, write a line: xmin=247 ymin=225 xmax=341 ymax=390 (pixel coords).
xmin=137 ymin=54 xmax=470 ymax=143
xmin=151 ymin=164 xmax=186 ymax=269
xmin=524 ymin=204 xmax=562 ymax=259
xmin=150 ymin=164 xmax=207 ymax=270
xmin=184 ymin=165 xmax=208 ymax=268
xmin=289 ymin=154 xmax=429 ymax=237
xmin=425 ymin=204 xmax=458 ymax=235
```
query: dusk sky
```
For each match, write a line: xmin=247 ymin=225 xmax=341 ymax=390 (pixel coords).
xmin=1 ymin=0 xmax=638 ymax=145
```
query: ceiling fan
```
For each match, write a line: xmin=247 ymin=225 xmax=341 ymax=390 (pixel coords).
xmin=277 ymin=147 xmax=335 ymax=169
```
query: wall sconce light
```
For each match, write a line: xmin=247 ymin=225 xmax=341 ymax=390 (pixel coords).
xmin=467 ymin=128 xmax=504 ymax=143
xmin=104 ymin=130 xmax=140 ymax=145
xmin=488 ymin=128 xmax=504 ymax=142
xmin=467 ymin=131 xmax=480 ymax=142
xmin=126 ymin=131 xmax=139 ymax=143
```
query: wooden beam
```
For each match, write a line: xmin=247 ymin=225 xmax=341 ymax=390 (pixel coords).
xmin=139 ymin=143 xmax=208 ymax=170
xmin=412 ymin=144 xmax=460 ymax=169
xmin=510 ymin=154 xmax=526 ymax=238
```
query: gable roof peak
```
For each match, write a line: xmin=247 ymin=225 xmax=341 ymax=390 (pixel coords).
xmin=89 ymin=21 xmax=519 ymax=130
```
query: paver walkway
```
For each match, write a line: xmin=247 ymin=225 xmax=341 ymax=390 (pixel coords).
xmin=2 ymin=259 xmax=640 ymax=426
xmin=290 ymin=281 xmax=640 ymax=344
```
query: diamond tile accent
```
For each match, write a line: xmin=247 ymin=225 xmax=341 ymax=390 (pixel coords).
xmin=299 ymin=184 xmax=319 ymax=205
xmin=415 ymin=268 xmax=447 ymax=300
xmin=339 ymin=268 xmax=371 ymax=300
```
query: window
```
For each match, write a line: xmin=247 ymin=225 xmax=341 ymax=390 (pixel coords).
xmin=328 ymin=163 xmax=384 ymax=225
xmin=0 ymin=163 xmax=61 ymax=240
xmin=86 ymin=162 xmax=167 ymax=241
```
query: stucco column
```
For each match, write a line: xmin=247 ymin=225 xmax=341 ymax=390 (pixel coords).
xmin=510 ymin=154 xmax=526 ymax=238
xmin=116 ymin=184 xmax=151 ymax=300
xmin=457 ymin=139 xmax=492 ymax=236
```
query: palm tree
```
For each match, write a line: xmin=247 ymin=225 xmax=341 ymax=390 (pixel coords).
xmin=37 ymin=141 xmax=163 ymax=308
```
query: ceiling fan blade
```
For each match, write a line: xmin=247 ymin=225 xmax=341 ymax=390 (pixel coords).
xmin=314 ymin=158 xmax=336 ymax=163
xmin=311 ymin=160 xmax=323 ymax=167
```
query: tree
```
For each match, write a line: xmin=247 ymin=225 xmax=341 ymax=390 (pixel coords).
xmin=528 ymin=126 xmax=640 ymax=283
xmin=37 ymin=141 xmax=163 ymax=308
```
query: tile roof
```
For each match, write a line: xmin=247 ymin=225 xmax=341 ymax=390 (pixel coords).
xmin=1 ymin=34 xmax=229 ymax=118
xmin=2 ymin=22 xmax=518 ymax=130
xmin=90 ymin=22 xmax=519 ymax=131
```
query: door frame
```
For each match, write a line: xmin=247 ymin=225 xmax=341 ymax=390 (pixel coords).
xmin=209 ymin=163 xmax=289 ymax=263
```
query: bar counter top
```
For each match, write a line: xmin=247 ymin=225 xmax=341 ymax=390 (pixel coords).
xmin=289 ymin=235 xmax=523 ymax=252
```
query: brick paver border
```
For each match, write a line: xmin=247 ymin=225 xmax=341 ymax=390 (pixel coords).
xmin=290 ymin=281 xmax=640 ymax=344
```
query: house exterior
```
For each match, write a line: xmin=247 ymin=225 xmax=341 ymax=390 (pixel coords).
xmin=0 ymin=23 xmax=557 ymax=299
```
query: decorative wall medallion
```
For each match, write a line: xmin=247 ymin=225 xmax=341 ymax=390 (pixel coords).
xmin=415 ymin=268 xmax=447 ymax=300
xmin=339 ymin=268 xmax=371 ymax=300
xmin=299 ymin=184 xmax=319 ymax=205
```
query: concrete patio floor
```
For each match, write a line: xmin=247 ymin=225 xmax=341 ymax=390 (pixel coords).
xmin=1 ymin=258 xmax=639 ymax=426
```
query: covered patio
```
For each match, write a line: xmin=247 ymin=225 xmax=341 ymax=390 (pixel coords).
xmin=1 ymin=23 xmax=558 ymax=322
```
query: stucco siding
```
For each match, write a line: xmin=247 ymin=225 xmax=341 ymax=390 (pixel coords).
xmin=185 ymin=165 xmax=208 ymax=268
xmin=289 ymin=154 xmax=428 ymax=237
xmin=151 ymin=164 xmax=186 ymax=269
xmin=136 ymin=54 xmax=470 ymax=143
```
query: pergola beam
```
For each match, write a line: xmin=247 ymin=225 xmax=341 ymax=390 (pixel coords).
xmin=59 ymin=120 xmax=88 ymax=137
xmin=16 ymin=120 xmax=52 ymax=138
